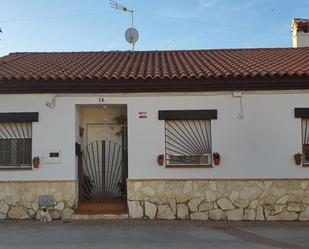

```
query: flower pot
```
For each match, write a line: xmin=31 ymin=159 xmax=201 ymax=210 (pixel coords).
xmin=294 ymin=157 xmax=302 ymax=165
xmin=157 ymin=158 xmax=164 ymax=166
xmin=33 ymin=161 xmax=40 ymax=169
xmin=213 ymin=158 xmax=220 ymax=166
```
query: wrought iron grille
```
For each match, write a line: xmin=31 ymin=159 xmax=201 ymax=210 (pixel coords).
xmin=80 ymin=140 xmax=127 ymax=201
xmin=165 ymin=120 xmax=212 ymax=166
xmin=0 ymin=122 xmax=32 ymax=167
xmin=302 ymin=119 xmax=309 ymax=164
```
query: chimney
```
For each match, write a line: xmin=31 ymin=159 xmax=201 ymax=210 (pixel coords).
xmin=291 ymin=18 xmax=309 ymax=48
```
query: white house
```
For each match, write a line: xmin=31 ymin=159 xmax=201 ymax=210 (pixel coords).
xmin=0 ymin=19 xmax=309 ymax=221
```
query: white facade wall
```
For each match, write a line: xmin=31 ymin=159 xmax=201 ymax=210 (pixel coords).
xmin=0 ymin=90 xmax=308 ymax=181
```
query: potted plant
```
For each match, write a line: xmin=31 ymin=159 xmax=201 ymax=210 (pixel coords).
xmin=114 ymin=115 xmax=127 ymax=125
xmin=33 ymin=156 xmax=40 ymax=169
xmin=294 ymin=153 xmax=302 ymax=165
xmin=157 ymin=154 xmax=164 ymax=166
xmin=213 ymin=152 xmax=221 ymax=166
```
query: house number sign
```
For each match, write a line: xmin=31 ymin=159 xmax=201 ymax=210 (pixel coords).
xmin=98 ymin=97 xmax=105 ymax=103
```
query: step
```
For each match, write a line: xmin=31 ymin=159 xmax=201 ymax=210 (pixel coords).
xmin=75 ymin=202 xmax=128 ymax=215
xmin=71 ymin=213 xmax=128 ymax=220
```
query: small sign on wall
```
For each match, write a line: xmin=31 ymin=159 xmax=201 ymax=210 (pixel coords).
xmin=39 ymin=195 xmax=55 ymax=206
xmin=139 ymin=112 xmax=148 ymax=118
xmin=98 ymin=97 xmax=105 ymax=103
xmin=43 ymin=150 xmax=61 ymax=164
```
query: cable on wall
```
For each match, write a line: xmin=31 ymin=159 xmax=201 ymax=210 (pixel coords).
xmin=232 ymin=91 xmax=244 ymax=119
xmin=46 ymin=95 xmax=57 ymax=109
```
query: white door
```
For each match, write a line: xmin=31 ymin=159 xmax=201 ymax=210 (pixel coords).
xmin=87 ymin=124 xmax=124 ymax=145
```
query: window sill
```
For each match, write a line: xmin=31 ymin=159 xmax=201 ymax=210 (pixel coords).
xmin=0 ymin=166 xmax=32 ymax=170
xmin=165 ymin=164 xmax=213 ymax=168
xmin=303 ymin=163 xmax=309 ymax=168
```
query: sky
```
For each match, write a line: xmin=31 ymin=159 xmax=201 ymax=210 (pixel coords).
xmin=0 ymin=0 xmax=308 ymax=56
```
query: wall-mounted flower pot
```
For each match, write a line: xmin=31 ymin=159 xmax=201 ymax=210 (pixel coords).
xmin=157 ymin=158 xmax=164 ymax=166
xmin=33 ymin=156 xmax=40 ymax=169
xmin=213 ymin=158 xmax=220 ymax=166
xmin=212 ymin=152 xmax=220 ymax=166
xmin=33 ymin=161 xmax=40 ymax=169
xmin=294 ymin=153 xmax=302 ymax=165
xmin=157 ymin=155 xmax=164 ymax=166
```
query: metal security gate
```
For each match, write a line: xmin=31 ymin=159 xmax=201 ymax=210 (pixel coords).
xmin=79 ymin=140 xmax=127 ymax=202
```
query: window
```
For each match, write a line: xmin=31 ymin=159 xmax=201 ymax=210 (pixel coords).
xmin=159 ymin=109 xmax=217 ymax=168
xmin=165 ymin=120 xmax=212 ymax=167
xmin=0 ymin=122 xmax=32 ymax=168
xmin=302 ymin=119 xmax=309 ymax=165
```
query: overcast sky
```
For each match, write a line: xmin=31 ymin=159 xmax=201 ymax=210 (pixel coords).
xmin=0 ymin=0 xmax=308 ymax=55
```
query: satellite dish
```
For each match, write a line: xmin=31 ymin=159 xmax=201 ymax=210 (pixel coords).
xmin=125 ymin=27 xmax=139 ymax=44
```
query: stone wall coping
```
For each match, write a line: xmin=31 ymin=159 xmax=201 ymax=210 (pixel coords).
xmin=0 ymin=180 xmax=78 ymax=183
xmin=127 ymin=178 xmax=309 ymax=182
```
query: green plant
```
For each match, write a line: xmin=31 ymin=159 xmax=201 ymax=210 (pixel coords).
xmin=294 ymin=153 xmax=302 ymax=164
xmin=114 ymin=115 xmax=127 ymax=125
xmin=157 ymin=154 xmax=164 ymax=160
xmin=33 ymin=156 xmax=40 ymax=163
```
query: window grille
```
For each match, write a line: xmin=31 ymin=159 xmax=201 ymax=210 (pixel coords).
xmin=0 ymin=122 xmax=32 ymax=167
xmin=165 ymin=120 xmax=212 ymax=166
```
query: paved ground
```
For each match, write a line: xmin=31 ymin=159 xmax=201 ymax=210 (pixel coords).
xmin=0 ymin=220 xmax=308 ymax=249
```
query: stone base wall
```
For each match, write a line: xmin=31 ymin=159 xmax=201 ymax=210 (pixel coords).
xmin=0 ymin=181 xmax=77 ymax=220
xmin=127 ymin=179 xmax=309 ymax=221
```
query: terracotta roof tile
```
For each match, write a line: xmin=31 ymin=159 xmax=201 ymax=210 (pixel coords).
xmin=0 ymin=48 xmax=309 ymax=93
xmin=0 ymin=48 xmax=308 ymax=82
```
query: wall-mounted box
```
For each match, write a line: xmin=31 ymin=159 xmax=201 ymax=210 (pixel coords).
xmin=38 ymin=195 xmax=55 ymax=206
xmin=43 ymin=150 xmax=61 ymax=164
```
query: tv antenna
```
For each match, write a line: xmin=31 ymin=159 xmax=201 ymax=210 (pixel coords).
xmin=109 ymin=0 xmax=138 ymax=51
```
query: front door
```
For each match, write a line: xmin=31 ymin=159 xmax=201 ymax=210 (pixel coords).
xmin=79 ymin=123 xmax=127 ymax=202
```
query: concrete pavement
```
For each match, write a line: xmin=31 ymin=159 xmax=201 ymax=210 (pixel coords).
xmin=0 ymin=220 xmax=308 ymax=249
